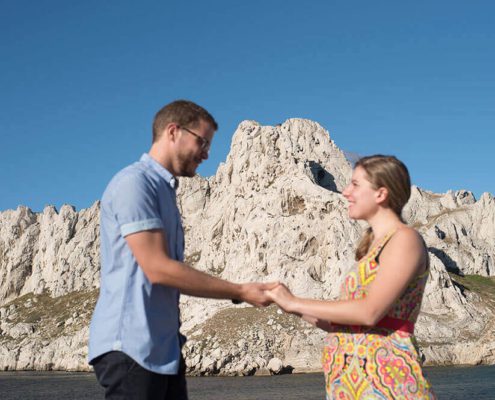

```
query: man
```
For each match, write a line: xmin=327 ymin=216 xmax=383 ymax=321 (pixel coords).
xmin=88 ymin=100 xmax=277 ymax=399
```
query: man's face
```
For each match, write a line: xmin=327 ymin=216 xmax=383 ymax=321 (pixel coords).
xmin=174 ymin=119 xmax=215 ymax=177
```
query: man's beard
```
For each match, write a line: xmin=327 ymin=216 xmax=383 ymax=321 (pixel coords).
xmin=176 ymin=154 xmax=198 ymax=178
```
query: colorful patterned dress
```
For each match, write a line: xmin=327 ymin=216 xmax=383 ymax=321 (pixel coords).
xmin=322 ymin=230 xmax=436 ymax=399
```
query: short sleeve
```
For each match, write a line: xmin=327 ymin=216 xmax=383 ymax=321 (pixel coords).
xmin=108 ymin=171 xmax=164 ymax=237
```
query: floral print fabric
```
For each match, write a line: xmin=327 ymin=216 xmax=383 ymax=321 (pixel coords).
xmin=322 ymin=231 xmax=436 ymax=399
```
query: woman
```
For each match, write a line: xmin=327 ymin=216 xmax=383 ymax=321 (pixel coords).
xmin=267 ymin=155 xmax=436 ymax=399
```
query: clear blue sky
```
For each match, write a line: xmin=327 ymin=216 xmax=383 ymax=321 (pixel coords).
xmin=1 ymin=1 xmax=494 ymax=212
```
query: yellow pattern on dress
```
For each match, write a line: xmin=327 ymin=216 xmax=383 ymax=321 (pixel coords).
xmin=322 ymin=231 xmax=436 ymax=399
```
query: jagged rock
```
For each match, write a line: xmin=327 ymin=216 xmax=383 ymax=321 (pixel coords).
xmin=0 ymin=203 xmax=100 ymax=303
xmin=0 ymin=322 xmax=35 ymax=339
xmin=0 ymin=118 xmax=494 ymax=373
xmin=404 ymin=187 xmax=495 ymax=276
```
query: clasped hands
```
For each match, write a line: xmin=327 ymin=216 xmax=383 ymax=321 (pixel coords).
xmin=240 ymin=282 xmax=332 ymax=331
xmin=239 ymin=281 xmax=293 ymax=309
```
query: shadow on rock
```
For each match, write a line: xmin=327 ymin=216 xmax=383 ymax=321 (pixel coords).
xmin=308 ymin=161 xmax=338 ymax=192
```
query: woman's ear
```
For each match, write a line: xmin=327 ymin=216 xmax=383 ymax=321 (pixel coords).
xmin=375 ymin=187 xmax=389 ymax=205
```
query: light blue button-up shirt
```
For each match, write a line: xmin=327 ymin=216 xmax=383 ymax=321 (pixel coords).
xmin=88 ymin=153 xmax=184 ymax=374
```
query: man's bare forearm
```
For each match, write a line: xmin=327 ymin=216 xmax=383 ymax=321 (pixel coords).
xmin=125 ymin=229 xmax=276 ymax=306
xmin=147 ymin=256 xmax=244 ymax=300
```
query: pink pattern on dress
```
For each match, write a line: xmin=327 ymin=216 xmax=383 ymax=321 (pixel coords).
xmin=322 ymin=231 xmax=436 ymax=399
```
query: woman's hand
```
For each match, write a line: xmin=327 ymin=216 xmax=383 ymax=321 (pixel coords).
xmin=268 ymin=285 xmax=334 ymax=331
xmin=266 ymin=283 xmax=296 ymax=313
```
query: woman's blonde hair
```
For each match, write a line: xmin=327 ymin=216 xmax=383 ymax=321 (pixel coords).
xmin=354 ymin=155 xmax=411 ymax=260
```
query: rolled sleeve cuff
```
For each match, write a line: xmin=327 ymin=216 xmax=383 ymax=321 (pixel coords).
xmin=120 ymin=218 xmax=163 ymax=237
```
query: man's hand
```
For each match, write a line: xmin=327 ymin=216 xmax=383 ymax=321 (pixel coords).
xmin=239 ymin=282 xmax=280 ymax=307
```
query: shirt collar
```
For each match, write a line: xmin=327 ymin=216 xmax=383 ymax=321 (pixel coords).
xmin=140 ymin=153 xmax=179 ymax=189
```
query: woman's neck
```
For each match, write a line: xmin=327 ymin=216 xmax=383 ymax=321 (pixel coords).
xmin=367 ymin=208 xmax=404 ymax=240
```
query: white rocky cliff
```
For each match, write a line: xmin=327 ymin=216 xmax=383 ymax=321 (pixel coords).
xmin=0 ymin=119 xmax=494 ymax=373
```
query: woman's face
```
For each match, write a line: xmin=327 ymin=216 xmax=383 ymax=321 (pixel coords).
xmin=342 ymin=166 xmax=380 ymax=220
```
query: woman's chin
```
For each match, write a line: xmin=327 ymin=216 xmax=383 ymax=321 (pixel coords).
xmin=348 ymin=210 xmax=361 ymax=220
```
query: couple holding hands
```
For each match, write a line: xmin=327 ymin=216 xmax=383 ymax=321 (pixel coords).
xmin=89 ymin=100 xmax=436 ymax=399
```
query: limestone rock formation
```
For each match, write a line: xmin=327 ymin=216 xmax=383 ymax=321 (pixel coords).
xmin=0 ymin=203 xmax=100 ymax=303
xmin=0 ymin=118 xmax=494 ymax=373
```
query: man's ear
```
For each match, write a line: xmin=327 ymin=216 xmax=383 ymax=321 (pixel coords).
xmin=163 ymin=123 xmax=181 ymax=144
xmin=160 ymin=122 xmax=180 ymax=146
xmin=171 ymin=122 xmax=185 ymax=142
xmin=376 ymin=187 xmax=389 ymax=205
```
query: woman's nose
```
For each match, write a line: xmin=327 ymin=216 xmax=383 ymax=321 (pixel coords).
xmin=342 ymin=185 xmax=351 ymax=198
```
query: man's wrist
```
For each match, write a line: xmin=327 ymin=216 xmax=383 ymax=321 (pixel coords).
xmin=232 ymin=283 xmax=245 ymax=303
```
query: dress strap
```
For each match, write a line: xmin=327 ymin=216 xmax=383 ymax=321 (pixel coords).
xmin=367 ymin=229 xmax=397 ymax=260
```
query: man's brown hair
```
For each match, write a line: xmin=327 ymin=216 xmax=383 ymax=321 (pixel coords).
xmin=152 ymin=100 xmax=218 ymax=143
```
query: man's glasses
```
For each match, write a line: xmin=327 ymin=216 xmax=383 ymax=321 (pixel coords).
xmin=179 ymin=126 xmax=211 ymax=151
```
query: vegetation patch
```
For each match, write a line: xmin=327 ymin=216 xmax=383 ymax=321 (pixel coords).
xmin=450 ymin=274 xmax=495 ymax=307
xmin=187 ymin=305 xmax=306 ymax=346
xmin=0 ymin=290 xmax=99 ymax=343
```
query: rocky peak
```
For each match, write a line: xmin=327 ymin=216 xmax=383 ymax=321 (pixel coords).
xmin=212 ymin=119 xmax=351 ymax=194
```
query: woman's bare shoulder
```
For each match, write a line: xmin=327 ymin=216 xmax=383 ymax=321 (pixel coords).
xmin=389 ymin=225 xmax=425 ymax=251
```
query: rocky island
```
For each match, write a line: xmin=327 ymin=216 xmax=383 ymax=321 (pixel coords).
xmin=1 ymin=119 xmax=494 ymax=374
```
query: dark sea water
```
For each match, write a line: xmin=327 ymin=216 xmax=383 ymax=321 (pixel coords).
xmin=0 ymin=365 xmax=494 ymax=399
